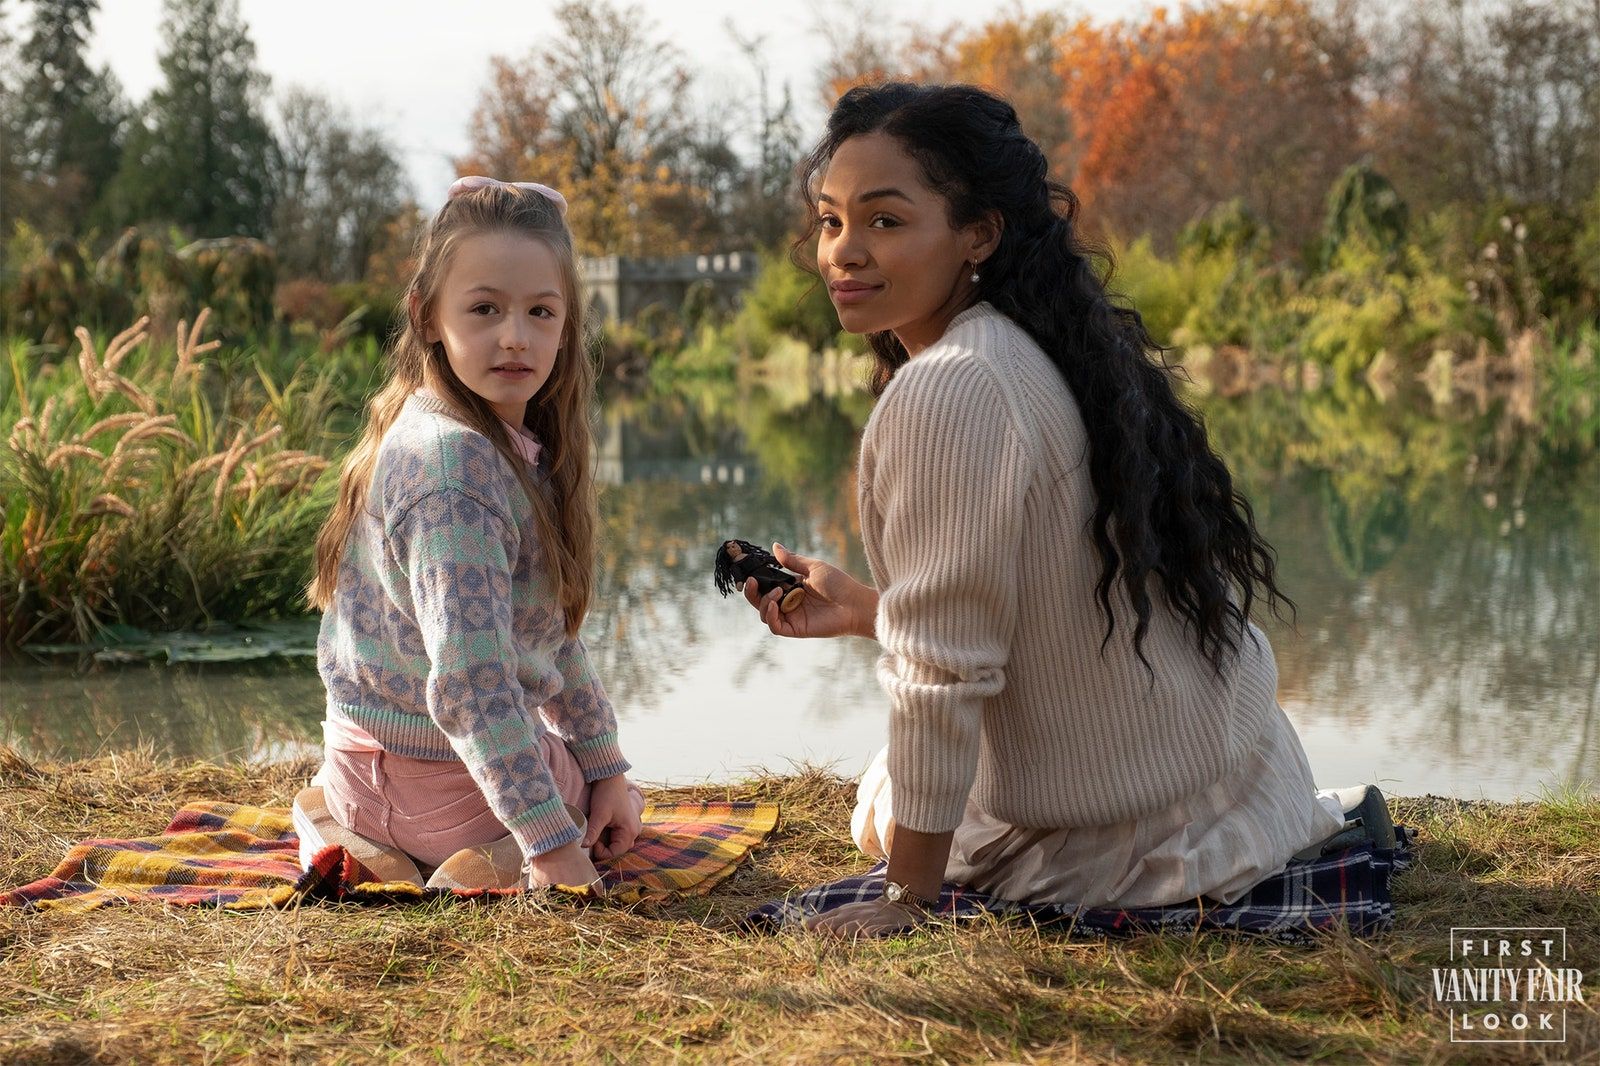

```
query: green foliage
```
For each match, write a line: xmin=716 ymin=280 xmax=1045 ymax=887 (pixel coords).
xmin=1538 ymin=322 xmax=1600 ymax=449
xmin=1319 ymin=164 xmax=1409 ymax=269
xmin=1293 ymin=239 xmax=1472 ymax=377
xmin=5 ymin=228 xmax=281 ymax=344
xmin=1116 ymin=171 xmax=1509 ymax=374
xmin=1468 ymin=202 xmax=1597 ymax=331
xmin=730 ymin=246 xmax=842 ymax=354
xmin=9 ymin=236 xmax=101 ymax=344
xmin=1113 ymin=233 xmax=1294 ymax=354
xmin=178 ymin=237 xmax=275 ymax=334
xmin=1178 ymin=199 xmax=1269 ymax=259
xmin=1576 ymin=186 xmax=1600 ymax=314
xmin=1111 ymin=237 xmax=1227 ymax=348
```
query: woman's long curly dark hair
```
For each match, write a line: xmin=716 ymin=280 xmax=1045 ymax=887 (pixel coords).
xmin=795 ymin=82 xmax=1292 ymax=672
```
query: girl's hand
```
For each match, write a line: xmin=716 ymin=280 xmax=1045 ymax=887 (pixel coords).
xmin=525 ymin=841 xmax=602 ymax=892
xmin=803 ymin=897 xmax=927 ymax=939
xmin=584 ymin=774 xmax=641 ymax=861
xmin=743 ymin=544 xmax=878 ymax=641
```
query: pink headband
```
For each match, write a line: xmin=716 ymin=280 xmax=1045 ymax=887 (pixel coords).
xmin=447 ymin=175 xmax=568 ymax=218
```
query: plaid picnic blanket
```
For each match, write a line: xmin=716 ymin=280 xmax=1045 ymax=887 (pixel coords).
xmin=747 ymin=826 xmax=1414 ymax=942
xmin=3 ymin=799 xmax=779 ymax=915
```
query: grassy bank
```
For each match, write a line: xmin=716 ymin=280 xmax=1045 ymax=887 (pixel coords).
xmin=1 ymin=749 xmax=1596 ymax=1064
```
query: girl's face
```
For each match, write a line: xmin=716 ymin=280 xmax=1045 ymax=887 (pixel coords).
xmin=816 ymin=131 xmax=996 ymax=355
xmin=423 ymin=230 xmax=567 ymax=425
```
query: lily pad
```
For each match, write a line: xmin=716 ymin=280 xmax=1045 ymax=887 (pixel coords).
xmin=23 ymin=618 xmax=320 ymax=663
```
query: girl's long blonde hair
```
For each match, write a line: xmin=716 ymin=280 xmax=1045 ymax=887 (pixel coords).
xmin=308 ymin=184 xmax=597 ymax=636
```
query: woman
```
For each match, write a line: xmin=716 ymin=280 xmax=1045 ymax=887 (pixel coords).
xmin=745 ymin=83 xmax=1358 ymax=937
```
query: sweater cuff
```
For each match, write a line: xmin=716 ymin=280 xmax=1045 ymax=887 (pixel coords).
xmin=503 ymin=796 xmax=583 ymax=858
xmin=886 ymin=779 xmax=970 ymax=835
xmin=567 ymin=730 xmax=632 ymax=784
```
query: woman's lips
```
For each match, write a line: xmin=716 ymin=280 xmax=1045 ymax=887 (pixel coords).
xmin=829 ymin=281 xmax=883 ymax=306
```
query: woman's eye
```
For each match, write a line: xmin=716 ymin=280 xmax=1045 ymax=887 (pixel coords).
xmin=818 ymin=214 xmax=840 ymax=229
xmin=870 ymin=215 xmax=900 ymax=229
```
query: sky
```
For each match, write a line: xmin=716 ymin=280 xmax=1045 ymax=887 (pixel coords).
xmin=81 ymin=0 xmax=1157 ymax=210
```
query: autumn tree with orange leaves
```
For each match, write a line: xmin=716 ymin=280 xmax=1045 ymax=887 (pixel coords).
xmin=456 ymin=0 xmax=704 ymax=257
xmin=809 ymin=2 xmax=1366 ymax=251
xmin=1055 ymin=0 xmax=1367 ymax=250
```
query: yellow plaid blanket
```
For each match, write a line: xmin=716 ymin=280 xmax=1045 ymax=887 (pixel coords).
xmin=3 ymin=799 xmax=780 ymax=914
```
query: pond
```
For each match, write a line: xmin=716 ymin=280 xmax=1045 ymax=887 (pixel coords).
xmin=4 ymin=374 xmax=1597 ymax=802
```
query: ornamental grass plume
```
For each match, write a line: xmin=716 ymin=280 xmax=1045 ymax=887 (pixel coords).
xmin=0 ymin=312 xmax=337 ymax=648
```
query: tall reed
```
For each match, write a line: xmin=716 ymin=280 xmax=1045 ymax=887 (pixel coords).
xmin=0 ymin=311 xmax=346 ymax=648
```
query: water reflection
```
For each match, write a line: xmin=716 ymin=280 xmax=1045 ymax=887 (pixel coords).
xmin=1 ymin=657 xmax=325 ymax=761
xmin=3 ymin=377 xmax=1595 ymax=799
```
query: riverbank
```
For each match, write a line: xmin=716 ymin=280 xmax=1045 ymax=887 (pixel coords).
xmin=1 ymin=748 xmax=1596 ymax=1064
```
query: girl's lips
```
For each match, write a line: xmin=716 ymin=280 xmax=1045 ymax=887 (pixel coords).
xmin=491 ymin=366 xmax=534 ymax=377
xmin=830 ymin=283 xmax=883 ymax=306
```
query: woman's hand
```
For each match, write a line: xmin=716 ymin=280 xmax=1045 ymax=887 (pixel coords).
xmin=744 ymin=544 xmax=878 ymax=640
xmin=584 ymin=774 xmax=641 ymax=861
xmin=803 ymin=897 xmax=928 ymax=939
xmin=525 ymin=840 xmax=602 ymax=892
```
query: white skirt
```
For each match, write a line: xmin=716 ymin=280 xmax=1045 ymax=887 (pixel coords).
xmin=851 ymin=705 xmax=1347 ymax=909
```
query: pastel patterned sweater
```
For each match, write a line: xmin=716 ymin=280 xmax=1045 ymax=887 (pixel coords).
xmin=317 ymin=393 xmax=629 ymax=858
xmin=858 ymin=302 xmax=1328 ymax=847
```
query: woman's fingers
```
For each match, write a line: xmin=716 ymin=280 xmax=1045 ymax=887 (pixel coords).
xmin=746 ymin=579 xmax=789 ymax=635
xmin=802 ymin=898 xmax=921 ymax=938
xmin=760 ymin=589 xmax=786 ymax=633
xmin=772 ymin=543 xmax=814 ymax=575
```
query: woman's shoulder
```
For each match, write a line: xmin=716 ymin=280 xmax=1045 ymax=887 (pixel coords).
xmin=874 ymin=305 xmax=1040 ymax=433
xmin=936 ymin=300 xmax=1048 ymax=360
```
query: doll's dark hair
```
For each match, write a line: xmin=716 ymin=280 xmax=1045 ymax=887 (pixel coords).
xmin=794 ymin=81 xmax=1292 ymax=672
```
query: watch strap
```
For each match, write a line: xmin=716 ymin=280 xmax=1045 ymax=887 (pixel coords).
xmin=882 ymin=879 xmax=939 ymax=912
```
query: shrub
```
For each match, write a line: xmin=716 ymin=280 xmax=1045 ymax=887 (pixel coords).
xmin=731 ymin=247 xmax=841 ymax=355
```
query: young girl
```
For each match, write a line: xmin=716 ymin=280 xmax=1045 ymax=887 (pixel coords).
xmin=293 ymin=177 xmax=643 ymax=892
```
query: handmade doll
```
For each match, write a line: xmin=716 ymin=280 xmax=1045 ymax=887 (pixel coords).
xmin=713 ymin=539 xmax=807 ymax=614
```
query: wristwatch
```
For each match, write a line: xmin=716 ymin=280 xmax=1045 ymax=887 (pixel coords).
xmin=882 ymin=879 xmax=938 ymax=912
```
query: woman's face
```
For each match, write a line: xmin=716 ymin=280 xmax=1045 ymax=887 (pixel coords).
xmin=815 ymin=131 xmax=993 ymax=354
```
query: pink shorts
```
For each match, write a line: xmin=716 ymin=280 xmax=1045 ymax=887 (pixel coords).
xmin=320 ymin=733 xmax=594 ymax=867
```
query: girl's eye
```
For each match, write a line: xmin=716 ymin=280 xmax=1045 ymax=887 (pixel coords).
xmin=471 ymin=303 xmax=496 ymax=315
xmin=531 ymin=306 xmax=555 ymax=319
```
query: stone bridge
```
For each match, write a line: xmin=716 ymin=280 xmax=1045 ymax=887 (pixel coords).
xmin=579 ymin=251 xmax=758 ymax=324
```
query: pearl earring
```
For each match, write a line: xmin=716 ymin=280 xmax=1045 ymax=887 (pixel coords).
xmin=969 ymin=262 xmax=980 ymax=283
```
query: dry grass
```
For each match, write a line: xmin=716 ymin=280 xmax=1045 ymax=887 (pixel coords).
xmin=1 ymin=748 xmax=1596 ymax=1065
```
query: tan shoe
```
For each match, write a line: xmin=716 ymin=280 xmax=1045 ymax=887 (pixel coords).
xmin=425 ymin=833 xmax=524 ymax=890
xmin=424 ymin=804 xmax=589 ymax=891
xmin=291 ymin=786 xmax=424 ymax=886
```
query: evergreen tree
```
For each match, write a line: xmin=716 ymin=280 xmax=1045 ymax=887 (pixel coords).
xmin=8 ymin=0 xmax=125 ymax=235
xmin=1 ymin=0 xmax=21 ymax=240
xmin=107 ymin=0 xmax=276 ymax=237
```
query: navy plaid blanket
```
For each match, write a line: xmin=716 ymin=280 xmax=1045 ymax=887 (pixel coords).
xmin=747 ymin=826 xmax=1413 ymax=941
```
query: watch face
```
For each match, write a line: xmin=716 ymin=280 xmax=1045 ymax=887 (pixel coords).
xmin=885 ymin=882 xmax=904 ymax=902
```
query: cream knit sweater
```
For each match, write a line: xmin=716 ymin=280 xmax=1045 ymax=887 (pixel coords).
xmin=858 ymin=302 xmax=1293 ymax=835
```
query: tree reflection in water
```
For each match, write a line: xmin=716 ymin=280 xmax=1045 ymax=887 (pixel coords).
xmin=4 ymin=378 xmax=1594 ymax=798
